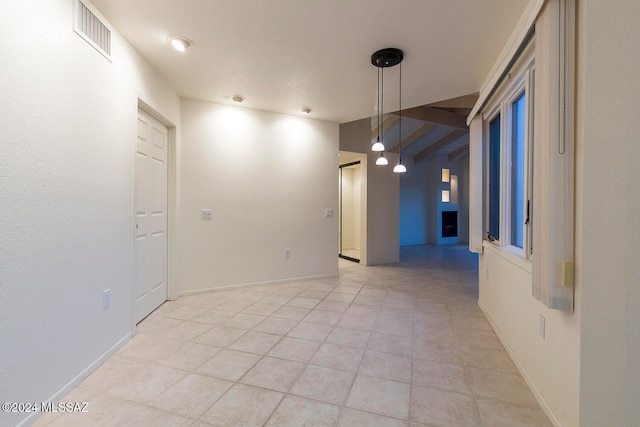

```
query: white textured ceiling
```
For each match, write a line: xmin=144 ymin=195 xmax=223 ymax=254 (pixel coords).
xmin=91 ymin=0 xmax=527 ymax=123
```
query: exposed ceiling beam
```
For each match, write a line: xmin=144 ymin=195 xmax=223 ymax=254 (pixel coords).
xmin=370 ymin=115 xmax=399 ymax=140
xmin=439 ymin=107 xmax=473 ymax=116
xmin=414 ymin=130 xmax=468 ymax=163
xmin=391 ymin=106 xmax=468 ymax=129
xmin=448 ymin=145 xmax=470 ymax=162
xmin=427 ymin=93 xmax=479 ymax=109
xmin=387 ymin=124 xmax=435 ymax=153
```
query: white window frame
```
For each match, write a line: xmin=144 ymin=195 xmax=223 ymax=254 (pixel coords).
xmin=482 ymin=40 xmax=535 ymax=261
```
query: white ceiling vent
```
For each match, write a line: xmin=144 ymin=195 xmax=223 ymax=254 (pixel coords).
xmin=74 ymin=0 xmax=112 ymax=61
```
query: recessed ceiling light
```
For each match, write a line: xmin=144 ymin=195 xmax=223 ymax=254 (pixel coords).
xmin=300 ymin=107 xmax=311 ymax=114
xmin=167 ymin=35 xmax=191 ymax=52
xmin=232 ymin=96 xmax=244 ymax=103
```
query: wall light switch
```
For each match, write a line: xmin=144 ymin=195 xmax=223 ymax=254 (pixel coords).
xmin=284 ymin=248 xmax=291 ymax=258
xmin=201 ymin=209 xmax=213 ymax=220
xmin=325 ymin=208 xmax=333 ymax=218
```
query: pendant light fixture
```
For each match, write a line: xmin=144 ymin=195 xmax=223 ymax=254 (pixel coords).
xmin=376 ymin=152 xmax=389 ymax=165
xmin=374 ymin=65 xmax=388 ymax=164
xmin=393 ymin=60 xmax=407 ymax=174
xmin=371 ymin=66 xmax=384 ymax=151
xmin=371 ymin=48 xmax=405 ymax=172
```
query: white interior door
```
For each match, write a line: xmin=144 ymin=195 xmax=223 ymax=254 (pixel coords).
xmin=134 ymin=107 xmax=168 ymax=323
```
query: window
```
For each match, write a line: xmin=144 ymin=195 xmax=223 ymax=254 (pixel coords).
xmin=483 ymin=42 xmax=534 ymax=259
xmin=510 ymin=92 xmax=526 ymax=248
xmin=488 ymin=115 xmax=501 ymax=241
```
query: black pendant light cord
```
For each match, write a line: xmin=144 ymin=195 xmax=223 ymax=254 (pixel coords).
xmin=381 ymin=65 xmax=384 ymax=139
xmin=398 ymin=62 xmax=402 ymax=163
xmin=377 ymin=66 xmax=381 ymax=142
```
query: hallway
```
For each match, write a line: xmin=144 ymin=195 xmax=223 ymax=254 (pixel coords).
xmin=35 ymin=245 xmax=550 ymax=426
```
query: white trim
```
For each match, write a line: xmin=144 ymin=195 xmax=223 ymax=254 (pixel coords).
xmin=179 ymin=273 xmax=339 ymax=297
xmin=484 ymin=104 xmax=502 ymax=244
xmin=468 ymin=116 xmax=484 ymax=253
xmin=483 ymin=240 xmax=533 ymax=274
xmin=503 ymin=75 xmax=529 ymax=256
xmin=467 ymin=0 xmax=545 ymax=124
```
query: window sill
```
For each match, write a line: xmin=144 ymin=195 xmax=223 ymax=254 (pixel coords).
xmin=482 ymin=240 xmax=532 ymax=274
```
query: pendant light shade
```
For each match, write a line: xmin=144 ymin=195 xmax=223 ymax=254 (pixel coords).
xmin=372 ymin=139 xmax=385 ymax=152
xmin=393 ymin=163 xmax=407 ymax=173
xmin=393 ymin=60 xmax=406 ymax=174
xmin=376 ymin=152 xmax=389 ymax=165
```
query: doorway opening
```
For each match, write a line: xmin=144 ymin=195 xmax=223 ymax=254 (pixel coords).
xmin=339 ymin=160 xmax=362 ymax=263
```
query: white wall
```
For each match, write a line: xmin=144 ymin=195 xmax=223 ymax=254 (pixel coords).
xmin=178 ymin=100 xmax=338 ymax=292
xmin=479 ymin=1 xmax=640 ymax=427
xmin=479 ymin=247 xmax=580 ymax=427
xmin=478 ymin=3 xmax=583 ymax=424
xmin=575 ymin=0 xmax=640 ymax=425
xmin=0 ymin=1 xmax=180 ymax=426
xmin=365 ymin=150 xmax=400 ymax=264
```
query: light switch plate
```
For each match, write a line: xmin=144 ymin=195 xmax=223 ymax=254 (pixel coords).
xmin=325 ymin=208 xmax=333 ymax=218
xmin=538 ymin=314 xmax=545 ymax=339
xmin=103 ymin=289 xmax=111 ymax=309
xmin=201 ymin=209 xmax=213 ymax=220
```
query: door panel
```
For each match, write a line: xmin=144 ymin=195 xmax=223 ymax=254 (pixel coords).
xmin=134 ymin=108 xmax=168 ymax=323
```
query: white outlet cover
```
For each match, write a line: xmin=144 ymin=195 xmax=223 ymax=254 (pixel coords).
xmin=538 ymin=314 xmax=546 ymax=339
xmin=201 ymin=209 xmax=213 ymax=220
xmin=103 ymin=289 xmax=111 ymax=309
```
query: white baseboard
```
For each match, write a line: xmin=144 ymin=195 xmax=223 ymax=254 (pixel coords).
xmin=478 ymin=301 xmax=563 ymax=427
xmin=18 ymin=333 xmax=132 ymax=427
xmin=179 ymin=273 xmax=339 ymax=297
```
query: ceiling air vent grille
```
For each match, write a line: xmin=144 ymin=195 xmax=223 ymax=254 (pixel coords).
xmin=74 ymin=0 xmax=112 ymax=61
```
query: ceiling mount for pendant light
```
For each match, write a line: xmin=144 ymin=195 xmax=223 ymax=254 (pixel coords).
xmin=371 ymin=48 xmax=404 ymax=68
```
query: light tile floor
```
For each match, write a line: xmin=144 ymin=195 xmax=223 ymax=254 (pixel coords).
xmin=35 ymin=244 xmax=551 ymax=427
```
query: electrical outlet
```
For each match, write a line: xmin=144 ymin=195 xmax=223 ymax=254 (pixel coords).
xmin=538 ymin=314 xmax=545 ymax=339
xmin=201 ymin=209 xmax=213 ymax=220
xmin=103 ymin=289 xmax=111 ymax=309
xmin=284 ymin=248 xmax=291 ymax=258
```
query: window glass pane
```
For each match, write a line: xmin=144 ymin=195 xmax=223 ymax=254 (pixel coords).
xmin=511 ymin=93 xmax=526 ymax=248
xmin=489 ymin=115 xmax=501 ymax=240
